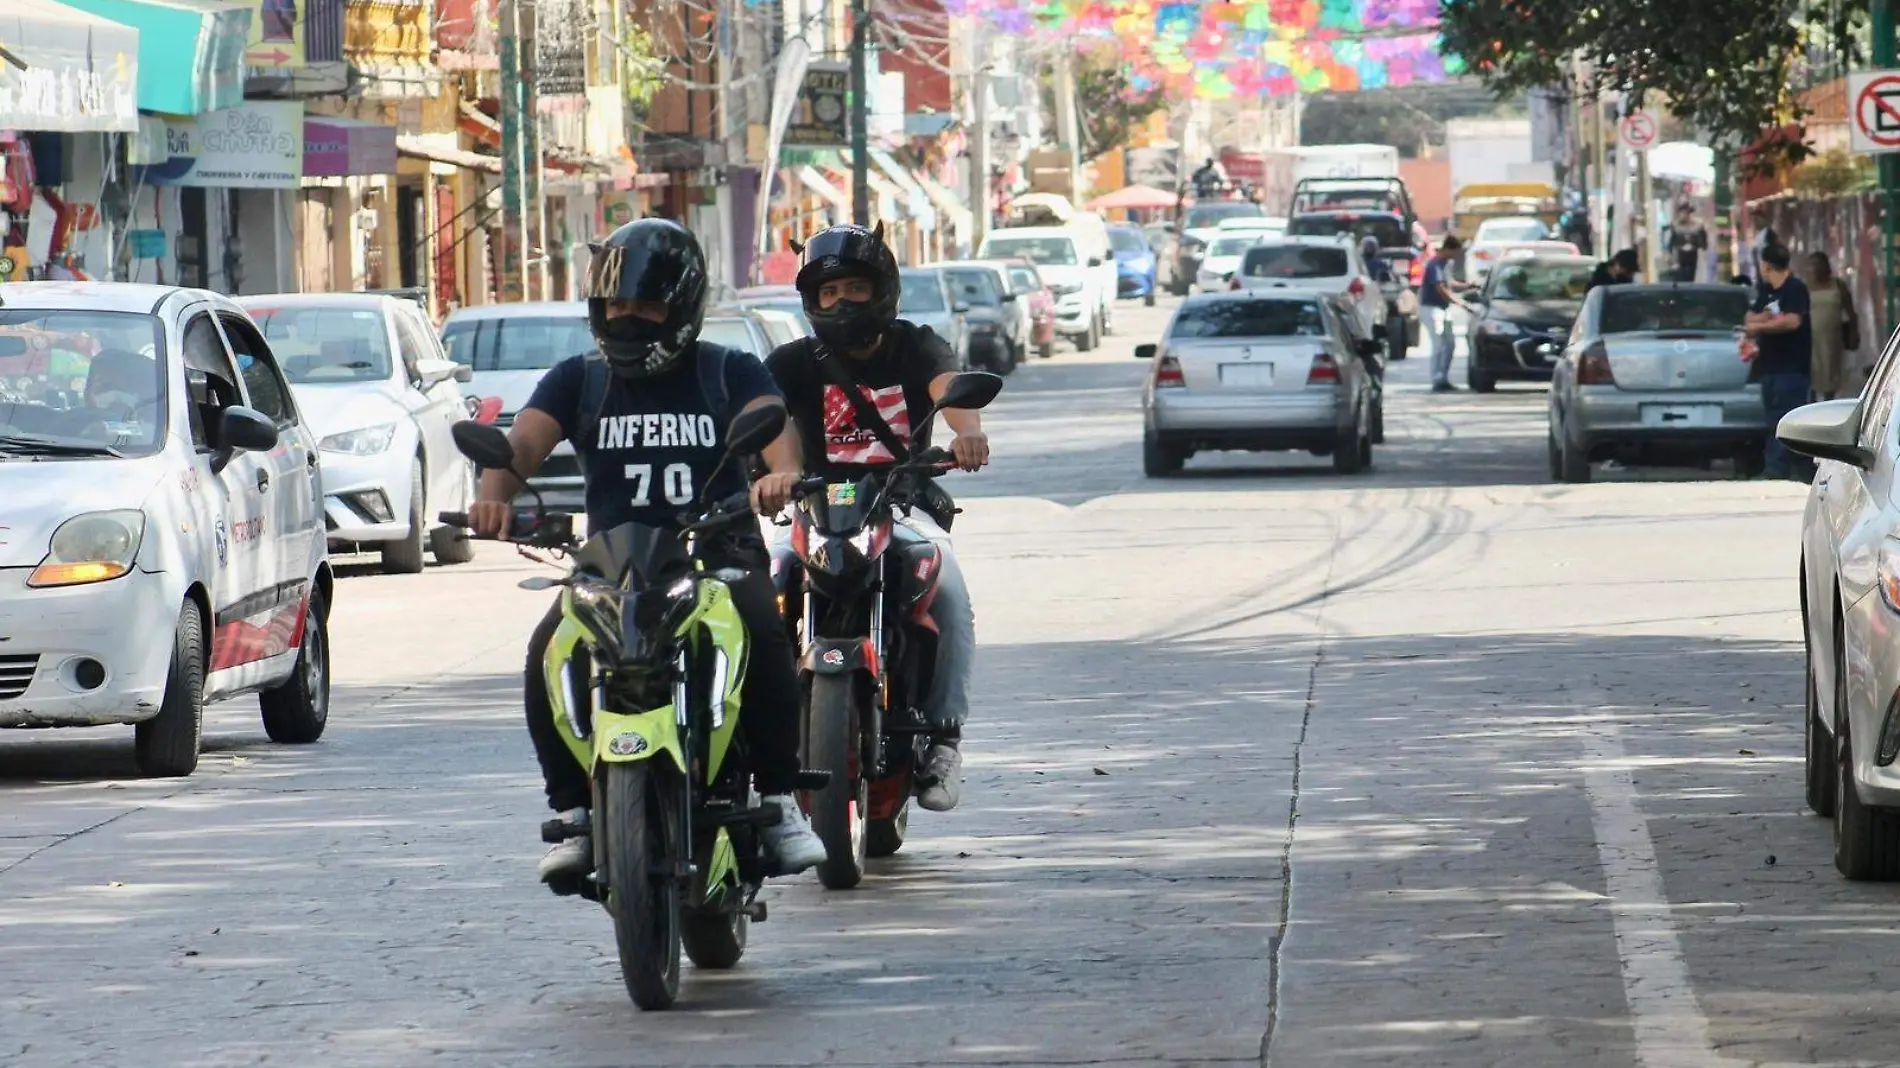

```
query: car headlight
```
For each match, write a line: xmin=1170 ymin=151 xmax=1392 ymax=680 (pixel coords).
xmin=1480 ymin=320 xmax=1523 ymax=337
xmin=1879 ymin=538 xmax=1900 ymax=614
xmin=29 ymin=510 xmax=146 ymax=588
xmin=320 ymin=422 xmax=398 ymax=455
xmin=1052 ymin=282 xmax=1083 ymax=296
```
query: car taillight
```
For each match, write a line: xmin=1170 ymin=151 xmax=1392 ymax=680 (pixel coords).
xmin=1409 ymin=258 xmax=1424 ymax=286
xmin=1308 ymin=352 xmax=1340 ymax=384
xmin=1577 ymin=340 xmax=1615 ymax=385
xmin=1154 ymin=352 xmax=1185 ymax=388
xmin=1229 ymin=276 xmax=1243 ymax=291
xmin=1347 ymin=277 xmax=1366 ymax=298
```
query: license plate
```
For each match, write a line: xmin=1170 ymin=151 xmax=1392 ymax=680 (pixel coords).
xmin=1219 ymin=363 xmax=1274 ymax=387
xmin=1640 ymin=404 xmax=1723 ymax=428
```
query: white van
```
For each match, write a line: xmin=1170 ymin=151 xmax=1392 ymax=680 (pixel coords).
xmin=979 ymin=226 xmax=1115 ymax=351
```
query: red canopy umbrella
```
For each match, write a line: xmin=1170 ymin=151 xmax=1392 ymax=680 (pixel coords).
xmin=1085 ymin=184 xmax=1181 ymax=211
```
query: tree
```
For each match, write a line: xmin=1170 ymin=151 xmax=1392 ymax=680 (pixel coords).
xmin=1040 ymin=44 xmax=1170 ymax=161
xmin=1437 ymin=0 xmax=1867 ymax=175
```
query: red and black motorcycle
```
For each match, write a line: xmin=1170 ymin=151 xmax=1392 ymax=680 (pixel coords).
xmin=771 ymin=371 xmax=1001 ymax=889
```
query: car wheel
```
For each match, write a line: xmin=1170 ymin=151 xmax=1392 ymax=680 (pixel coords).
xmin=1546 ymin=428 xmax=1563 ymax=481
xmin=1386 ymin=315 xmax=1408 ymax=361
xmin=1077 ymin=320 xmax=1098 ymax=353
xmin=135 ymin=601 xmax=206 ymax=778
xmin=382 ymin=461 xmax=428 ymax=575
xmin=1806 ymin=611 xmax=1837 ymax=817
xmin=1734 ymin=446 xmax=1766 ymax=478
xmin=1469 ymin=367 xmax=1497 ymax=393
xmin=1557 ymin=427 xmax=1591 ymax=484
xmin=1142 ymin=428 xmax=1183 ymax=477
xmin=261 ymin=587 xmax=330 ymax=744
xmin=1038 ymin=339 xmax=1055 ymax=360
xmin=431 ymin=469 xmax=478 ymax=564
xmin=1144 ymin=290 xmax=1156 ymax=307
xmin=1371 ymin=395 xmax=1386 ymax=445
xmin=1332 ymin=406 xmax=1367 ymax=475
xmin=1834 ymin=629 xmax=1900 ymax=880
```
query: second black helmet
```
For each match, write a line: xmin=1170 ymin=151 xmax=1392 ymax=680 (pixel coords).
xmin=584 ymin=218 xmax=708 ymax=378
xmin=794 ymin=222 xmax=901 ymax=351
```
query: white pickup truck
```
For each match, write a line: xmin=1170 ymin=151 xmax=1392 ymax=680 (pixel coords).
xmin=979 ymin=223 xmax=1117 ymax=352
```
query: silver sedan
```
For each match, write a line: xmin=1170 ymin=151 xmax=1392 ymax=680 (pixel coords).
xmin=1546 ymin=283 xmax=1765 ymax=482
xmin=1138 ymin=292 xmax=1381 ymax=477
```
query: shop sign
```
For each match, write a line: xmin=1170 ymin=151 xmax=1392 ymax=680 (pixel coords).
xmin=241 ymin=0 xmax=306 ymax=68
xmin=127 ymin=229 xmax=168 ymax=259
xmin=152 ymin=101 xmax=305 ymax=189
xmin=783 ymin=61 xmax=849 ymax=150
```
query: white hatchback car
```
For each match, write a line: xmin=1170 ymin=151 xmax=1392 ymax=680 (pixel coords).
xmin=238 ymin=294 xmax=476 ymax=574
xmin=0 ymin=282 xmax=333 ymax=776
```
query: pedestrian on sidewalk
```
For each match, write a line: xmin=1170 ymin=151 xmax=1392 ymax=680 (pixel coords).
xmin=1421 ymin=235 xmax=1475 ymax=393
xmin=1805 ymin=251 xmax=1861 ymax=400
xmin=1744 ymin=244 xmax=1813 ymax=480
xmin=1665 ymin=203 xmax=1708 ymax=282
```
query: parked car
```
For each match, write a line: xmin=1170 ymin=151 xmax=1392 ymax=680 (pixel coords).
xmin=440 ymin=301 xmax=591 ymax=509
xmin=897 ymin=267 xmax=973 ymax=369
xmin=1171 ymin=200 xmax=1267 ymax=297
xmin=1216 ymin=216 xmax=1288 ymax=237
xmin=1109 ymin=224 xmax=1158 ymax=306
xmin=0 ymin=282 xmax=332 ymax=776
xmin=240 ymin=293 xmax=477 ymax=574
xmin=1778 ymin=348 xmax=1900 ymax=878
xmin=1464 ymin=254 xmax=1595 ymax=392
xmin=1468 ymin=215 xmax=1555 ymax=286
xmin=1285 ymin=210 xmax=1422 ymax=360
xmin=1002 ymin=259 xmax=1059 ymax=360
xmin=1194 ymin=232 xmax=1267 ymax=293
xmin=935 ymin=260 xmax=1025 ymax=372
xmin=977 ymin=228 xmax=1113 ymax=352
xmin=1546 ymin=283 xmax=1763 ymax=482
xmin=711 ymin=303 xmax=805 ymax=348
xmin=1230 ymin=236 xmax=1386 ymax=343
xmin=1136 ymin=291 xmax=1380 ymax=477
xmin=732 ymin=285 xmax=813 ymax=334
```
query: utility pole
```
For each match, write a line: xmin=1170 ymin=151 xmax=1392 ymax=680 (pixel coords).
xmin=1878 ymin=0 xmax=1898 ymax=330
xmin=1053 ymin=47 xmax=1080 ymax=198
xmin=499 ymin=0 xmax=529 ymax=301
xmin=969 ymin=21 xmax=990 ymax=252
xmin=1637 ymin=143 xmax=1655 ymax=281
xmin=849 ymin=0 xmax=870 ymax=226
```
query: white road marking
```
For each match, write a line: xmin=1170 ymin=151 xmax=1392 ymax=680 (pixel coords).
xmin=1579 ymin=721 xmax=1723 ymax=1068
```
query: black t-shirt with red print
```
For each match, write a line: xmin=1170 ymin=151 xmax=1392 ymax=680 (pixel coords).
xmin=765 ymin=320 xmax=957 ymax=481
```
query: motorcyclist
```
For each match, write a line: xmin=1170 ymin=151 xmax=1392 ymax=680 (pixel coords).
xmin=466 ymin=217 xmax=828 ymax=883
xmin=759 ymin=222 xmax=987 ymax=813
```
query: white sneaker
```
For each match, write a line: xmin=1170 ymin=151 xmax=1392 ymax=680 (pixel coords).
xmin=538 ymin=807 xmax=592 ymax=882
xmin=760 ymin=794 xmax=827 ymax=873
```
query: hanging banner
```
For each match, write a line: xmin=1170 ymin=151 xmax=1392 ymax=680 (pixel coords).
xmin=755 ymin=35 xmax=814 ymax=280
xmin=144 ymin=101 xmax=305 ymax=189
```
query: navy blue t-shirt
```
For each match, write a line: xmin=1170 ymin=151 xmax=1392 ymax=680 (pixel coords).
xmin=1421 ymin=256 xmax=1452 ymax=307
xmin=1750 ymin=275 xmax=1813 ymax=377
xmin=525 ymin=344 xmax=780 ymax=530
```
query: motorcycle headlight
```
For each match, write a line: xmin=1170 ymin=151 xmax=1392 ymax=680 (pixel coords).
xmin=29 ymin=510 xmax=146 ymax=588
xmin=320 ymin=422 xmax=398 ymax=455
xmin=849 ymin=528 xmax=878 ymax=555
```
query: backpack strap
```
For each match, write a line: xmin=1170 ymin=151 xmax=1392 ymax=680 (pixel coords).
xmin=574 ymin=355 xmax=611 ymax=473
xmin=814 ymin=340 xmax=911 ymax=464
xmin=695 ymin=341 xmax=731 ymax=424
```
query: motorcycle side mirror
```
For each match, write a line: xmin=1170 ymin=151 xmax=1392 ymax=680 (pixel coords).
xmin=725 ymin=403 xmax=788 ymax=456
xmin=518 ymin=576 xmax=563 ymax=591
xmin=453 ymin=420 xmax=517 ymax=470
xmin=935 ymin=371 xmax=1004 ymax=412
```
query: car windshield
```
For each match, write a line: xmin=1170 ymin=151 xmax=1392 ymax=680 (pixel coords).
xmin=1109 ymin=229 xmax=1147 ymax=253
xmin=441 ymin=314 xmax=596 ymax=372
xmin=251 ymin=306 xmax=393 ymax=383
xmin=899 ymin=274 xmax=947 ymax=313
xmin=983 ymin=237 xmax=1077 ymax=266
xmin=1171 ymin=299 xmax=1326 ymax=339
xmin=1241 ymin=245 xmax=1350 ymax=279
xmin=1490 ymin=262 xmax=1593 ymax=301
xmin=1009 ymin=267 xmax=1041 ymax=292
xmin=1210 ymin=236 xmax=1260 ymax=257
xmin=700 ymin=318 xmax=760 ymax=353
xmin=0 ymin=309 xmax=167 ymax=456
xmin=946 ymin=268 xmax=1003 ymax=306
xmin=1477 ymin=218 xmax=1550 ymax=243
xmin=1288 ymin=214 xmax=1408 ymax=249
xmin=1185 ymin=203 xmax=1263 ymax=229
xmin=1601 ymin=289 xmax=1750 ymax=334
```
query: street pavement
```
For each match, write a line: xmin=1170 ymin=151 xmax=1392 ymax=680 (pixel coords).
xmin=0 ymin=296 xmax=1872 ymax=1068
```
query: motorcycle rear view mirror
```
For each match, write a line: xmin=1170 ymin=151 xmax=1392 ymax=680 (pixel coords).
xmin=935 ymin=371 xmax=1004 ymax=412
xmin=518 ymin=576 xmax=563 ymax=591
xmin=453 ymin=420 xmax=517 ymax=470
xmin=725 ymin=403 xmax=789 ymax=457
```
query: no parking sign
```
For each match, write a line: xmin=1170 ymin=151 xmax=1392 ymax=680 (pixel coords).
xmin=1849 ymin=69 xmax=1900 ymax=154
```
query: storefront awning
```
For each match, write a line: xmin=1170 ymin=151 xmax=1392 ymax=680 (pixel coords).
xmin=55 ymin=0 xmax=247 ymax=115
xmin=795 ymin=165 xmax=849 ymax=214
xmin=915 ymin=171 xmax=975 ymax=241
xmin=305 ymin=116 xmax=398 ymax=177
xmin=0 ymin=0 xmax=139 ymax=133
xmin=868 ymin=148 xmax=937 ymax=232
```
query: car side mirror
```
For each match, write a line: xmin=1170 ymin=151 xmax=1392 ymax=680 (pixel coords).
xmin=1134 ymin=343 xmax=1157 ymax=360
xmin=1002 ymin=292 xmax=1018 ymax=302
xmin=1777 ymin=398 xmax=1870 ymax=468
xmin=452 ymin=419 xmax=517 ymax=470
xmin=416 ymin=358 xmax=468 ymax=387
xmin=219 ymin=406 xmax=279 ymax=453
xmin=953 ymin=299 xmax=971 ymax=314
xmin=1087 ymin=257 xmax=1103 ymax=267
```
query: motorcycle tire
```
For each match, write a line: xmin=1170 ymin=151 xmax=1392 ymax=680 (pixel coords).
xmin=868 ymin=798 xmax=909 ymax=858
xmin=682 ymin=906 xmax=748 ymax=970
xmin=602 ymin=762 xmax=682 ymax=1009
xmin=807 ymin=673 xmax=869 ymax=890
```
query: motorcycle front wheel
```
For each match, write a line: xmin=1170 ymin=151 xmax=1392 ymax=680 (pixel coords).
xmin=602 ymin=762 xmax=682 ymax=1009
xmin=807 ymin=673 xmax=869 ymax=889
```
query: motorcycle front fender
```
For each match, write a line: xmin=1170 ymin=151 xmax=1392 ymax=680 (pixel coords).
xmin=593 ymin=705 xmax=686 ymax=770
xmin=801 ymin=636 xmax=880 ymax=679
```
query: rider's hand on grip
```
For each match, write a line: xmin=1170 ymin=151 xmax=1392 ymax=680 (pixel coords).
xmin=467 ymin=500 xmax=513 ymax=539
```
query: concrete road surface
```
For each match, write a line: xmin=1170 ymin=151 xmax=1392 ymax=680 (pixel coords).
xmin=1 ymin=298 xmax=1866 ymax=1068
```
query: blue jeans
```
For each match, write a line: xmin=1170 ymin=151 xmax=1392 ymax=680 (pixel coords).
xmin=1760 ymin=372 xmax=1812 ymax=478
xmin=1423 ymin=305 xmax=1456 ymax=386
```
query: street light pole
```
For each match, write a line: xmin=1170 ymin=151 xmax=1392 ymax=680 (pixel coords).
xmin=850 ymin=0 xmax=870 ymax=227
xmin=1877 ymin=0 xmax=1898 ymax=330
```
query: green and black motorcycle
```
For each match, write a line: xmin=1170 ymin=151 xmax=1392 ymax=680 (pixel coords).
xmin=440 ymin=405 xmax=827 ymax=1011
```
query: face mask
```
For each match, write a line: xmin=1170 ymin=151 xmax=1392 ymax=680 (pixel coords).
xmin=92 ymin=389 xmax=137 ymax=410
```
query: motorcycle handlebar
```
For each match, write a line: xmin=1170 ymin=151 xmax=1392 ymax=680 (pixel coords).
xmin=437 ymin=509 xmax=573 ymax=546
